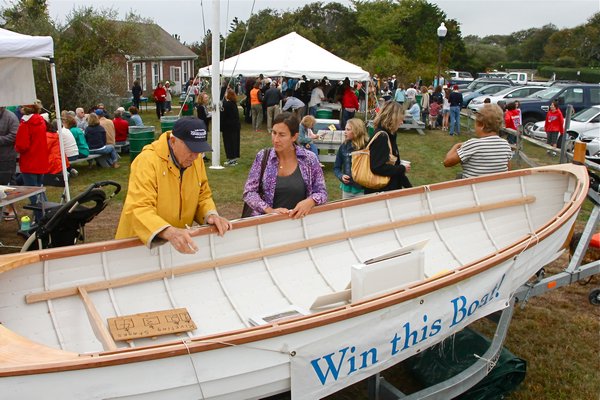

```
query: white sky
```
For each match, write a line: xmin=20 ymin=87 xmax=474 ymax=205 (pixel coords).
xmin=40 ymin=0 xmax=600 ymax=44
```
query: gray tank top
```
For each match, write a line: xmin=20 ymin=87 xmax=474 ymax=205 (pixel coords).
xmin=273 ymin=166 xmax=306 ymax=209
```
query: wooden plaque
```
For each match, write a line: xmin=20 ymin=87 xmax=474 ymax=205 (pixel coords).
xmin=108 ymin=308 xmax=196 ymax=341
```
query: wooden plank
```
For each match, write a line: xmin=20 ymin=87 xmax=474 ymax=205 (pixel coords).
xmin=77 ymin=287 xmax=117 ymax=351
xmin=107 ymin=308 xmax=196 ymax=341
xmin=25 ymin=195 xmax=535 ymax=304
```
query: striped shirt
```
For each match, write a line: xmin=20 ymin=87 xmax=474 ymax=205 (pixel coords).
xmin=457 ymin=135 xmax=512 ymax=178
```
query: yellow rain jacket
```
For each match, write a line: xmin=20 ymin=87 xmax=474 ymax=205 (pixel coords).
xmin=115 ymin=131 xmax=217 ymax=247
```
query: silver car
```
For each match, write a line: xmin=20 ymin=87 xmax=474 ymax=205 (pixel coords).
xmin=576 ymin=126 xmax=600 ymax=162
xmin=468 ymin=85 xmax=546 ymax=112
xmin=525 ymin=105 xmax=600 ymax=141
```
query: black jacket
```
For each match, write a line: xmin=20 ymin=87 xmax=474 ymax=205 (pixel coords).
xmin=364 ymin=129 xmax=411 ymax=194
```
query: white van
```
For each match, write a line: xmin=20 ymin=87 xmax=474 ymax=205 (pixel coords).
xmin=448 ymin=70 xmax=474 ymax=85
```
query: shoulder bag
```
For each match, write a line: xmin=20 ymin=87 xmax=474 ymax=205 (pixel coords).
xmin=351 ymin=131 xmax=395 ymax=190
xmin=241 ymin=148 xmax=271 ymax=218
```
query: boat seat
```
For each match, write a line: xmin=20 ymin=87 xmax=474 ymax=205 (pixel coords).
xmin=0 ymin=325 xmax=80 ymax=368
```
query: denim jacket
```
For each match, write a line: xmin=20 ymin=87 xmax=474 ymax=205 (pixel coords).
xmin=333 ymin=141 xmax=363 ymax=191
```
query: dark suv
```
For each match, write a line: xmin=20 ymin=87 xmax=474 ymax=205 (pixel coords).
xmin=514 ymin=84 xmax=600 ymax=132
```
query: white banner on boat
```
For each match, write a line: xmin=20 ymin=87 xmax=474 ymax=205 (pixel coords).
xmin=290 ymin=266 xmax=512 ymax=399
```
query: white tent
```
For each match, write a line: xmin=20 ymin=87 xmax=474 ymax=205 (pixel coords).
xmin=198 ymin=31 xmax=370 ymax=81
xmin=0 ymin=28 xmax=70 ymax=200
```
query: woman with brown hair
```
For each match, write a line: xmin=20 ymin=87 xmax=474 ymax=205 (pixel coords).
xmin=221 ymin=88 xmax=241 ymax=166
xmin=243 ymin=112 xmax=327 ymax=218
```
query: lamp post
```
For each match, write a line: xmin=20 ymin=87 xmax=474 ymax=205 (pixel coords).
xmin=436 ymin=22 xmax=448 ymax=88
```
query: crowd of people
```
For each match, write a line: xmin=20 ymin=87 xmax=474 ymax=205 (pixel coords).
xmin=0 ymin=101 xmax=148 ymax=221
xmin=1 ymin=72 xmax=565 ymax=255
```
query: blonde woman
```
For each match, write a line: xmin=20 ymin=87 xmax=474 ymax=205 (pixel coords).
xmin=333 ymin=118 xmax=368 ymax=199
xmin=365 ymin=101 xmax=412 ymax=194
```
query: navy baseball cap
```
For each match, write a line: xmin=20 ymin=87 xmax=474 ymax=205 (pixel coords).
xmin=172 ymin=117 xmax=212 ymax=153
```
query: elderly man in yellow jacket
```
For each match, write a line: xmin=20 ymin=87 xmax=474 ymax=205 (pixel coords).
xmin=116 ymin=117 xmax=232 ymax=254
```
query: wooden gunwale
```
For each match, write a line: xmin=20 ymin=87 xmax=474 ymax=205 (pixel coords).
xmin=0 ymin=164 xmax=589 ymax=377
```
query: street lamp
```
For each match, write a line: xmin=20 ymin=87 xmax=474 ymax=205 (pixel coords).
xmin=436 ymin=22 xmax=448 ymax=88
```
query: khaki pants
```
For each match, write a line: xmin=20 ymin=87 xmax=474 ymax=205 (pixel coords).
xmin=251 ymin=104 xmax=263 ymax=131
xmin=266 ymin=105 xmax=281 ymax=131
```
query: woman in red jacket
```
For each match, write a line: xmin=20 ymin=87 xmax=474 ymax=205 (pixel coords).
xmin=544 ymin=100 xmax=564 ymax=154
xmin=153 ymin=82 xmax=167 ymax=119
xmin=14 ymin=103 xmax=49 ymax=220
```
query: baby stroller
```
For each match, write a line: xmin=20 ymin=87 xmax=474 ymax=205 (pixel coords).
xmin=21 ymin=181 xmax=121 ymax=252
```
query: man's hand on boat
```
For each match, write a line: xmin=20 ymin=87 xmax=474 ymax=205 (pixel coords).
xmin=158 ymin=215 xmax=232 ymax=254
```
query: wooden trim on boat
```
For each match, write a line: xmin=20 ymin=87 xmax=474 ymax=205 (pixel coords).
xmin=25 ymin=195 xmax=536 ymax=305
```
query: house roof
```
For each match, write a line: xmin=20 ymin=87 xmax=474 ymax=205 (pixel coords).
xmin=122 ymin=22 xmax=198 ymax=61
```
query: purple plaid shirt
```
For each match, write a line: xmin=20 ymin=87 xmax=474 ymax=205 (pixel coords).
xmin=243 ymin=145 xmax=327 ymax=216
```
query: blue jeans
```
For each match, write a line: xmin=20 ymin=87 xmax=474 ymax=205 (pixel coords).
xmin=341 ymin=109 xmax=355 ymax=129
xmin=308 ymin=105 xmax=319 ymax=117
xmin=449 ymin=106 xmax=461 ymax=135
xmin=90 ymin=145 xmax=119 ymax=166
xmin=20 ymin=173 xmax=48 ymax=222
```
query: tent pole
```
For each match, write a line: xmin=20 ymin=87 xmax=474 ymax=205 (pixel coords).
xmin=364 ymin=79 xmax=370 ymax=122
xmin=50 ymin=58 xmax=71 ymax=201
xmin=209 ymin=0 xmax=223 ymax=170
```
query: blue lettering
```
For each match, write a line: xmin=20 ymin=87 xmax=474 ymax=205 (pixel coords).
xmin=450 ymin=296 xmax=467 ymax=327
xmin=429 ymin=319 xmax=442 ymax=336
xmin=359 ymin=348 xmax=378 ymax=369
xmin=402 ymin=322 xmax=419 ymax=350
xmin=390 ymin=333 xmax=402 ymax=355
xmin=310 ymin=347 xmax=350 ymax=385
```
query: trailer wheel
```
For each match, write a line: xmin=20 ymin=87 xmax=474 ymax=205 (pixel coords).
xmin=589 ymin=289 xmax=600 ymax=306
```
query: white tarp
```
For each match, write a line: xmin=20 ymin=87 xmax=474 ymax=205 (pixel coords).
xmin=198 ymin=32 xmax=370 ymax=82
xmin=0 ymin=28 xmax=54 ymax=107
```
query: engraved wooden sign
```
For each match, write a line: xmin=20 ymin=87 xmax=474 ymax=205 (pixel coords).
xmin=108 ymin=308 xmax=196 ymax=341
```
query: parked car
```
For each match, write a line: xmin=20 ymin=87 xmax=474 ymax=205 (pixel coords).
xmin=525 ymin=105 xmax=600 ymax=143
xmin=458 ymin=78 xmax=515 ymax=93
xmin=516 ymin=84 xmax=600 ymax=134
xmin=468 ymin=86 xmax=546 ymax=112
xmin=461 ymin=84 xmax=511 ymax=107
xmin=576 ymin=126 xmax=600 ymax=163
xmin=447 ymin=70 xmax=474 ymax=86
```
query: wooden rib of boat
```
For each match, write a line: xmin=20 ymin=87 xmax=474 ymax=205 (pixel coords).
xmin=0 ymin=164 xmax=589 ymax=399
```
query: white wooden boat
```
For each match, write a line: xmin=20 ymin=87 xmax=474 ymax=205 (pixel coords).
xmin=0 ymin=164 xmax=589 ymax=399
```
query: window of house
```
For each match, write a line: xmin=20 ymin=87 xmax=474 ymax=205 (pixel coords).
xmin=183 ymin=61 xmax=189 ymax=82
xmin=152 ymin=62 xmax=160 ymax=88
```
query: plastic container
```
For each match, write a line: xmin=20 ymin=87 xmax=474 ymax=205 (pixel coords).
xmin=20 ymin=215 xmax=31 ymax=231
xmin=316 ymin=109 xmax=333 ymax=119
xmin=129 ymin=126 xmax=156 ymax=161
xmin=160 ymin=116 xmax=179 ymax=133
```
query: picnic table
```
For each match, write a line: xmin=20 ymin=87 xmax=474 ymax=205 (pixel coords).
xmin=315 ymin=130 xmax=345 ymax=163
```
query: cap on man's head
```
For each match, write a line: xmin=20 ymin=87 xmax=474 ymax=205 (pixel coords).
xmin=172 ymin=117 xmax=213 ymax=153
xmin=95 ymin=109 xmax=105 ymax=116
xmin=453 ymin=85 xmax=459 ymax=90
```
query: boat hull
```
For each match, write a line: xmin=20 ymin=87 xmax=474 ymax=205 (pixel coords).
xmin=0 ymin=165 xmax=589 ymax=399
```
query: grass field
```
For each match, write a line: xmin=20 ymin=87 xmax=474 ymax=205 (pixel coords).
xmin=0 ymin=105 xmax=598 ymax=399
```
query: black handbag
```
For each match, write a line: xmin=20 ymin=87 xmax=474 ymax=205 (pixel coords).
xmin=241 ymin=148 xmax=271 ymax=218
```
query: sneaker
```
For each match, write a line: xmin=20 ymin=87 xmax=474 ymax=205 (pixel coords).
xmin=69 ymin=168 xmax=79 ymax=177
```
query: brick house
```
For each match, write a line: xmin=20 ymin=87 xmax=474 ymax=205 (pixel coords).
xmin=124 ymin=22 xmax=198 ymax=96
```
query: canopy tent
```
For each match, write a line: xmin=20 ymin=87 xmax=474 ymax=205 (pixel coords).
xmin=198 ymin=31 xmax=370 ymax=82
xmin=0 ymin=28 xmax=70 ymax=200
